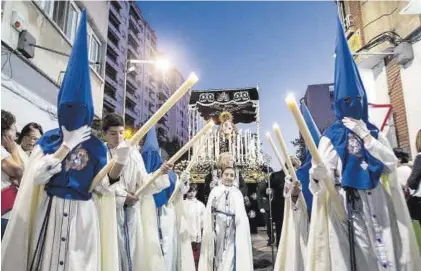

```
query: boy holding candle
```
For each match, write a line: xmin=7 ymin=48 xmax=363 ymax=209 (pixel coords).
xmin=102 ymin=115 xmax=174 ymax=271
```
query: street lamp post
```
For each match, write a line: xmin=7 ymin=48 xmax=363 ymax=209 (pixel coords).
xmin=122 ymin=58 xmax=171 ymax=123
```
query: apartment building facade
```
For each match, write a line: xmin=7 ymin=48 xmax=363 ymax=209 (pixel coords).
xmin=1 ymin=0 xmax=108 ymax=131
xmin=103 ymin=1 xmax=189 ymax=144
xmin=167 ymin=68 xmax=190 ymax=144
xmin=338 ymin=0 xmax=421 ymax=157
xmin=103 ymin=0 xmax=156 ymax=128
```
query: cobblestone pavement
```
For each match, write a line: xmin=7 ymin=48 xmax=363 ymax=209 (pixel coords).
xmin=252 ymin=227 xmax=277 ymax=271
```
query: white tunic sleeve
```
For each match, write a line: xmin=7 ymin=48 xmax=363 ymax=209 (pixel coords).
xmin=310 ymin=136 xmax=341 ymax=195
xmin=132 ymin=150 xmax=170 ymax=195
xmin=364 ymin=133 xmax=398 ymax=173
xmin=112 ymin=180 xmax=128 ymax=207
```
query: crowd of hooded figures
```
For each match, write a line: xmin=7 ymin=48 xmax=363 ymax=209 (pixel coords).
xmin=1 ymin=9 xmax=421 ymax=271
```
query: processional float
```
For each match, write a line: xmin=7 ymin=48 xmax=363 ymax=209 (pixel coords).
xmin=177 ymin=87 xmax=267 ymax=183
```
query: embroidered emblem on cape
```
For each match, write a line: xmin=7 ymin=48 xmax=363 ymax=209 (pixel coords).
xmin=65 ymin=148 xmax=89 ymax=171
xmin=347 ymin=134 xmax=362 ymax=157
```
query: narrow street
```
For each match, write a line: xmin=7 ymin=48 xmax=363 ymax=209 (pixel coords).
xmin=252 ymin=227 xmax=277 ymax=271
xmin=2 ymin=1 xmax=420 ymax=270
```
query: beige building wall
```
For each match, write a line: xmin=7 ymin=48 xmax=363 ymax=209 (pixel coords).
xmin=400 ymin=40 xmax=421 ymax=156
xmin=341 ymin=0 xmax=421 ymax=157
xmin=360 ymin=1 xmax=421 ymax=51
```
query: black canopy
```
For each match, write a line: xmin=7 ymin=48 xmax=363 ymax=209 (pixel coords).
xmin=189 ymin=87 xmax=259 ymax=124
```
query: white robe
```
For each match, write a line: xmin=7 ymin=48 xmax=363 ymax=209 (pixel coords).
xmin=160 ymin=176 xmax=195 ymax=271
xmin=306 ymin=134 xmax=421 ymax=271
xmin=184 ymin=198 xmax=206 ymax=243
xmin=198 ymin=184 xmax=253 ymax=271
xmin=109 ymin=146 xmax=170 ymax=271
xmin=17 ymin=145 xmax=30 ymax=165
xmin=1 ymin=146 xmax=119 ymax=271
xmin=274 ymin=179 xmax=309 ymax=271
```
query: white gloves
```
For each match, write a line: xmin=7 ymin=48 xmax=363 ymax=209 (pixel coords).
xmin=115 ymin=142 xmax=131 ymax=165
xmin=290 ymin=181 xmax=302 ymax=198
xmin=62 ymin=125 xmax=91 ymax=151
xmin=34 ymin=154 xmax=62 ymax=185
xmin=180 ymin=171 xmax=191 ymax=195
xmin=180 ymin=171 xmax=190 ymax=183
xmin=248 ymin=210 xmax=256 ymax=219
xmin=310 ymin=163 xmax=328 ymax=181
xmin=283 ymin=176 xmax=302 ymax=199
xmin=284 ymin=175 xmax=292 ymax=197
xmin=260 ymin=208 xmax=266 ymax=214
xmin=266 ymin=188 xmax=272 ymax=196
xmin=342 ymin=117 xmax=370 ymax=139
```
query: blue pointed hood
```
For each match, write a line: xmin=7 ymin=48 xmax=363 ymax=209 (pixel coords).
xmin=142 ymin=125 xmax=163 ymax=173
xmin=141 ymin=126 xmax=176 ymax=208
xmin=142 ymin=126 xmax=161 ymax=163
xmin=333 ymin=16 xmax=368 ymax=121
xmin=300 ymin=102 xmax=321 ymax=146
xmin=295 ymin=101 xmax=321 ymax=215
xmin=37 ymin=10 xmax=93 ymax=154
xmin=323 ymin=16 xmax=383 ymax=191
xmin=57 ymin=9 xmax=94 ymax=130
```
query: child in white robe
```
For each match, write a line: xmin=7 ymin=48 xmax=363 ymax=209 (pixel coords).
xmin=185 ymin=184 xmax=206 ymax=268
xmin=274 ymin=176 xmax=308 ymax=271
xmin=199 ymin=156 xmax=253 ymax=271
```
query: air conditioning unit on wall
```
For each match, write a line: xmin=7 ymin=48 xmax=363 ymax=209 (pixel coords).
xmin=394 ymin=42 xmax=414 ymax=66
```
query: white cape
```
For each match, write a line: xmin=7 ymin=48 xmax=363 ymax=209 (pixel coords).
xmin=274 ymin=191 xmax=309 ymax=271
xmin=161 ymin=189 xmax=195 ymax=271
xmin=110 ymin=146 xmax=168 ymax=271
xmin=1 ymin=146 xmax=119 ymax=271
xmin=305 ymin=134 xmax=421 ymax=271
xmin=198 ymin=185 xmax=253 ymax=271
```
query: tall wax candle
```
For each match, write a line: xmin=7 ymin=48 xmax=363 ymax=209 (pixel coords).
xmin=136 ymin=120 xmax=214 ymax=196
xmin=272 ymin=124 xmax=299 ymax=183
xmin=90 ymin=73 xmax=199 ymax=192
xmin=265 ymin=132 xmax=289 ymax=175
xmin=285 ymin=93 xmax=346 ymax=220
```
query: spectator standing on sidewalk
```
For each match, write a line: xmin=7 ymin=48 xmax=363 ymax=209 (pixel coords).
xmin=1 ymin=110 xmax=24 ymax=238
xmin=393 ymin=147 xmax=412 ymax=190
xmin=407 ymin=129 xmax=421 ymax=225
xmin=16 ymin=122 xmax=43 ymax=165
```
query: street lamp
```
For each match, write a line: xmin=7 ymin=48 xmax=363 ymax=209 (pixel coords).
xmin=122 ymin=58 xmax=171 ymax=123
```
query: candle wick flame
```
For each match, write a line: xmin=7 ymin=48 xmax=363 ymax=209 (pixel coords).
xmin=190 ymin=72 xmax=199 ymax=81
xmin=285 ymin=93 xmax=296 ymax=102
